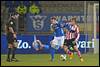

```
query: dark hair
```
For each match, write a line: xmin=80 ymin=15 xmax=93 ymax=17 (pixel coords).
xmin=10 ymin=12 xmax=18 ymax=17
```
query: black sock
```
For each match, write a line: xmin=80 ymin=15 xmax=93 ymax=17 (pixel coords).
xmin=12 ymin=47 xmax=16 ymax=59
xmin=7 ymin=48 xmax=11 ymax=60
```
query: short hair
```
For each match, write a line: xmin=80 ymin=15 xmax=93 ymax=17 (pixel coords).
xmin=71 ymin=17 xmax=76 ymax=22
xmin=10 ymin=12 xmax=18 ymax=17
xmin=50 ymin=16 xmax=56 ymax=20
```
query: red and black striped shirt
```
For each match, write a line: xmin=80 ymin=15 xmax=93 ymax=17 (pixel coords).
xmin=65 ymin=24 xmax=80 ymax=41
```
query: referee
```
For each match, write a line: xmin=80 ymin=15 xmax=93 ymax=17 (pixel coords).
xmin=5 ymin=13 xmax=19 ymax=62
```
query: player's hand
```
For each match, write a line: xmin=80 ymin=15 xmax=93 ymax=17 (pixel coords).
xmin=13 ymin=33 xmax=17 ymax=38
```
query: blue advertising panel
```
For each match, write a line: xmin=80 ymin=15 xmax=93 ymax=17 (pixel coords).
xmin=26 ymin=14 xmax=99 ymax=32
xmin=1 ymin=34 xmax=96 ymax=54
xmin=26 ymin=14 xmax=51 ymax=32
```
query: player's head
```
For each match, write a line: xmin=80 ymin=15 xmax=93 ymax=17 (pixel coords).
xmin=10 ymin=12 xmax=19 ymax=19
xmin=50 ymin=16 xmax=57 ymax=24
xmin=70 ymin=17 xmax=76 ymax=25
xmin=32 ymin=40 xmax=43 ymax=51
xmin=63 ymin=19 xmax=68 ymax=23
xmin=32 ymin=40 xmax=40 ymax=51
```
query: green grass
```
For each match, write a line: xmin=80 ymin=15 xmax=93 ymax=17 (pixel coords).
xmin=1 ymin=54 xmax=99 ymax=66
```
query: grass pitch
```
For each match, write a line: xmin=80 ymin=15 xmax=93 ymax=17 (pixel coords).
xmin=1 ymin=54 xmax=99 ymax=66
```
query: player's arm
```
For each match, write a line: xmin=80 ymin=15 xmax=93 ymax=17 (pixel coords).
xmin=5 ymin=24 xmax=8 ymax=35
xmin=72 ymin=26 xmax=80 ymax=44
xmin=8 ymin=26 xmax=14 ymax=33
xmin=63 ymin=23 xmax=75 ymax=32
xmin=9 ymin=26 xmax=17 ymax=38
xmin=50 ymin=24 xmax=54 ymax=32
xmin=75 ymin=26 xmax=80 ymax=42
xmin=59 ymin=23 xmax=65 ymax=28
xmin=10 ymin=21 xmax=17 ymax=39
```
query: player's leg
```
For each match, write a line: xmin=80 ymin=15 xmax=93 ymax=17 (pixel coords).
xmin=63 ymin=45 xmax=73 ymax=60
xmin=37 ymin=39 xmax=56 ymax=62
xmin=73 ymin=45 xmax=81 ymax=57
xmin=11 ymin=47 xmax=16 ymax=59
xmin=59 ymin=36 xmax=65 ymax=49
xmin=50 ymin=46 xmax=55 ymax=61
xmin=37 ymin=40 xmax=49 ymax=50
xmin=63 ymin=39 xmax=73 ymax=60
xmin=59 ymin=36 xmax=67 ymax=60
xmin=63 ymin=39 xmax=71 ymax=55
xmin=32 ymin=39 xmax=56 ymax=61
xmin=11 ymin=38 xmax=18 ymax=61
xmin=11 ymin=47 xmax=18 ymax=61
xmin=72 ymin=39 xmax=83 ymax=62
xmin=73 ymin=45 xmax=83 ymax=62
xmin=50 ymin=38 xmax=59 ymax=61
xmin=7 ymin=43 xmax=12 ymax=62
xmin=6 ymin=35 xmax=13 ymax=62
xmin=58 ymin=36 xmax=73 ymax=61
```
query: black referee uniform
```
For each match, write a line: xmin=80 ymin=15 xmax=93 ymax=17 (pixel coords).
xmin=6 ymin=16 xmax=18 ymax=62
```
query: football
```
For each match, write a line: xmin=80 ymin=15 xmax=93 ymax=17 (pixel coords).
xmin=60 ymin=54 xmax=66 ymax=61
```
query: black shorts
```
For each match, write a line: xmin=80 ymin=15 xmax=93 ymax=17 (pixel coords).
xmin=7 ymin=32 xmax=14 ymax=44
xmin=64 ymin=38 xmax=76 ymax=47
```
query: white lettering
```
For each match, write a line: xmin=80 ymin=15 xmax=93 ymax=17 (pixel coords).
xmin=80 ymin=41 xmax=86 ymax=48
xmin=17 ymin=40 xmax=30 ymax=49
xmin=77 ymin=41 xmax=95 ymax=48
xmin=17 ymin=40 xmax=23 ymax=49
xmin=87 ymin=41 xmax=91 ymax=48
xmin=22 ymin=42 xmax=29 ymax=49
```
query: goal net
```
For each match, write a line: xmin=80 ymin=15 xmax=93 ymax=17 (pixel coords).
xmin=86 ymin=2 xmax=99 ymax=54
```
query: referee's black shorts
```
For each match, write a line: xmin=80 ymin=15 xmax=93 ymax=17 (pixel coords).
xmin=64 ymin=38 xmax=76 ymax=47
xmin=7 ymin=32 xmax=14 ymax=44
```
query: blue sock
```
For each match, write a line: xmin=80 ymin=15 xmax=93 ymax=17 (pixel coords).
xmin=50 ymin=47 xmax=55 ymax=61
xmin=43 ymin=44 xmax=49 ymax=49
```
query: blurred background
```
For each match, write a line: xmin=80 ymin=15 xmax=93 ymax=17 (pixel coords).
xmin=1 ymin=1 xmax=99 ymax=54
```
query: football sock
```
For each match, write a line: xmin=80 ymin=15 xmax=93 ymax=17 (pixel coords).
xmin=77 ymin=50 xmax=81 ymax=58
xmin=50 ymin=47 xmax=55 ymax=60
xmin=12 ymin=47 xmax=16 ymax=59
xmin=7 ymin=48 xmax=11 ymax=59
xmin=43 ymin=45 xmax=50 ymax=49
